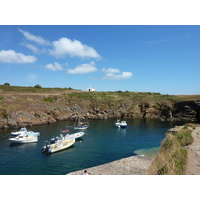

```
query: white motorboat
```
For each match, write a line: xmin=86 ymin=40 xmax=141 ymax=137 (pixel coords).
xmin=120 ymin=121 xmax=127 ymax=128
xmin=115 ymin=120 xmax=127 ymax=128
xmin=41 ymin=138 xmax=75 ymax=154
xmin=9 ymin=134 xmax=38 ymax=143
xmin=115 ymin=120 xmax=121 ymax=127
xmin=11 ymin=127 xmax=40 ymax=137
xmin=50 ymin=132 xmax=85 ymax=144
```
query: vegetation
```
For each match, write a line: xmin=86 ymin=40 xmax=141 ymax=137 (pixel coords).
xmin=147 ymin=126 xmax=194 ymax=175
xmin=4 ymin=82 xmax=10 ymax=86
xmin=44 ymin=97 xmax=57 ymax=103
xmin=34 ymin=84 xmax=42 ymax=88
xmin=0 ymin=85 xmax=75 ymax=93
xmin=67 ymin=91 xmax=200 ymax=103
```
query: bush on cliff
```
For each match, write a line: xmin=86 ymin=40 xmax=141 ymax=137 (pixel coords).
xmin=147 ymin=126 xmax=193 ymax=175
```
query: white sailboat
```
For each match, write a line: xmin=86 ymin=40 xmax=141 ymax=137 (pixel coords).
xmin=73 ymin=108 xmax=89 ymax=130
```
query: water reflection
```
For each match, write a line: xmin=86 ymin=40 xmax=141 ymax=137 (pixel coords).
xmin=9 ymin=142 xmax=37 ymax=148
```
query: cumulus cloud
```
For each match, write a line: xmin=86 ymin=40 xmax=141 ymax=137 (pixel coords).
xmin=102 ymin=67 xmax=132 ymax=80
xmin=49 ymin=37 xmax=101 ymax=59
xmin=18 ymin=29 xmax=101 ymax=60
xmin=45 ymin=62 xmax=63 ymax=71
xmin=0 ymin=50 xmax=37 ymax=63
xmin=103 ymin=72 xmax=133 ymax=80
xmin=18 ymin=29 xmax=50 ymax=46
xmin=67 ymin=61 xmax=97 ymax=74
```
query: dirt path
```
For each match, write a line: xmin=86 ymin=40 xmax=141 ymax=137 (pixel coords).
xmin=186 ymin=127 xmax=200 ymax=175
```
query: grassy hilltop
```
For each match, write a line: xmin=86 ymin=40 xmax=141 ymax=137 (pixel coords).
xmin=1 ymin=84 xmax=200 ymax=102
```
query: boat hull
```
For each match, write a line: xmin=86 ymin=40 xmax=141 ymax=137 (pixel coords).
xmin=9 ymin=137 xmax=38 ymax=143
xmin=42 ymin=139 xmax=75 ymax=154
xmin=64 ymin=132 xmax=85 ymax=140
xmin=74 ymin=125 xmax=88 ymax=130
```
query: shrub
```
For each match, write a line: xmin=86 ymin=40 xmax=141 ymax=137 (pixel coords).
xmin=147 ymin=125 xmax=193 ymax=175
xmin=44 ymin=97 xmax=57 ymax=102
xmin=34 ymin=84 xmax=42 ymax=88
xmin=4 ymin=82 xmax=10 ymax=86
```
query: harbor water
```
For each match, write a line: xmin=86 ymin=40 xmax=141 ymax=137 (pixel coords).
xmin=0 ymin=118 xmax=186 ymax=175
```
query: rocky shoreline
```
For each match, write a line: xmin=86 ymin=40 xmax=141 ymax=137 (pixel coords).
xmin=1 ymin=92 xmax=200 ymax=130
xmin=67 ymin=155 xmax=153 ymax=175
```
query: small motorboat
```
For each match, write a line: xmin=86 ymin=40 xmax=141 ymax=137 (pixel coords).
xmin=115 ymin=120 xmax=127 ymax=128
xmin=115 ymin=120 xmax=121 ymax=128
xmin=50 ymin=132 xmax=85 ymax=143
xmin=9 ymin=134 xmax=38 ymax=143
xmin=11 ymin=127 xmax=40 ymax=137
xmin=41 ymin=138 xmax=75 ymax=154
xmin=120 ymin=121 xmax=127 ymax=128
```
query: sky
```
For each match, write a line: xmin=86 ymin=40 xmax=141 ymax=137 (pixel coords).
xmin=0 ymin=25 xmax=200 ymax=95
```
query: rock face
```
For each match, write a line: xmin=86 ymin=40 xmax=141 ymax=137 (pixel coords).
xmin=0 ymin=94 xmax=200 ymax=129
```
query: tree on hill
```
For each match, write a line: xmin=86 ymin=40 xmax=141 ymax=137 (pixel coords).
xmin=4 ymin=82 xmax=10 ymax=86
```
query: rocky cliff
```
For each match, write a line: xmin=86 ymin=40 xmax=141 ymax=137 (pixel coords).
xmin=0 ymin=92 xmax=200 ymax=129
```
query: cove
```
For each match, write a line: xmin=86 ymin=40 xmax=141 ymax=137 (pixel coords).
xmin=0 ymin=118 xmax=186 ymax=175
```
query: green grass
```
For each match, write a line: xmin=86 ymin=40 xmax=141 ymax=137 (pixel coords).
xmin=147 ymin=125 xmax=193 ymax=175
xmin=1 ymin=85 xmax=200 ymax=102
xmin=0 ymin=85 xmax=74 ymax=93
xmin=44 ymin=97 xmax=57 ymax=102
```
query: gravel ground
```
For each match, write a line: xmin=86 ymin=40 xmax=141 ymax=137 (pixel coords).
xmin=67 ymin=155 xmax=153 ymax=175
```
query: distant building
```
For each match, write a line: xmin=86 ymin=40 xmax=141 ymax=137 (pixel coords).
xmin=87 ymin=85 xmax=96 ymax=92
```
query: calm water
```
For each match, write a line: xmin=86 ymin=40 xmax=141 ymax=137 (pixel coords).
xmin=0 ymin=118 xmax=186 ymax=175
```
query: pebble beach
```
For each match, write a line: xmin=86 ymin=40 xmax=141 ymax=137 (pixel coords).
xmin=67 ymin=155 xmax=153 ymax=175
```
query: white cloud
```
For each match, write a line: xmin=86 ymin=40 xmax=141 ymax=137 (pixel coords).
xmin=103 ymin=72 xmax=133 ymax=80
xmin=28 ymin=73 xmax=38 ymax=82
xmin=0 ymin=50 xmax=37 ymax=63
xmin=102 ymin=67 xmax=133 ymax=80
xmin=45 ymin=62 xmax=63 ymax=71
xmin=49 ymin=37 xmax=101 ymax=59
xmin=18 ymin=29 xmax=50 ymax=46
xmin=21 ymin=43 xmax=41 ymax=54
xmin=102 ymin=68 xmax=120 ymax=74
xmin=67 ymin=61 xmax=97 ymax=74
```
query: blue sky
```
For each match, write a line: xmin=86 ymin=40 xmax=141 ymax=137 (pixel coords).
xmin=0 ymin=25 xmax=200 ymax=95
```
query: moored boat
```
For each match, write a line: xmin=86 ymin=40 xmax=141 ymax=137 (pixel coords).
xmin=11 ymin=127 xmax=40 ymax=137
xmin=115 ymin=120 xmax=121 ymax=127
xmin=9 ymin=134 xmax=38 ymax=143
xmin=73 ymin=108 xmax=89 ymax=130
xmin=120 ymin=121 xmax=127 ymax=128
xmin=50 ymin=132 xmax=85 ymax=143
xmin=41 ymin=138 xmax=75 ymax=154
xmin=115 ymin=120 xmax=127 ymax=128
